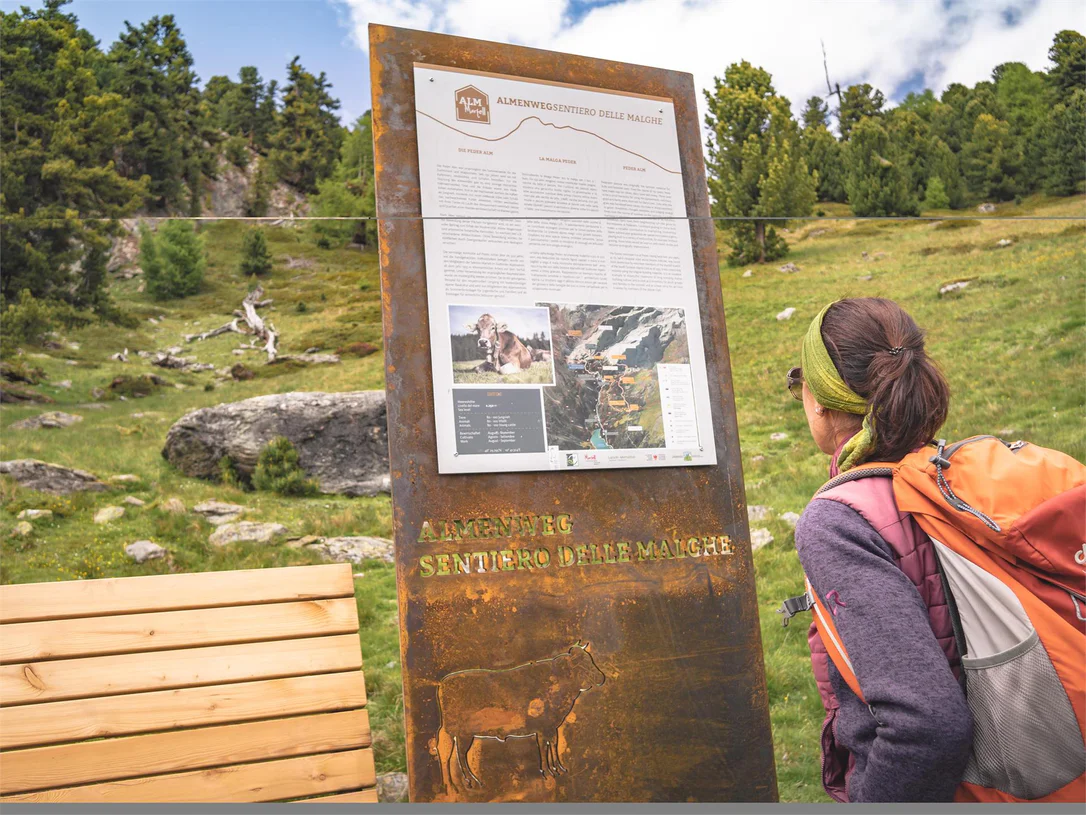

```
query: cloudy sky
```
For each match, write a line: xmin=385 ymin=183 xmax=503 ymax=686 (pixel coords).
xmin=48 ymin=0 xmax=1084 ymax=127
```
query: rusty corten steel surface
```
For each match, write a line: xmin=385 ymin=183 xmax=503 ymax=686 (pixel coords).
xmin=370 ymin=24 xmax=777 ymax=803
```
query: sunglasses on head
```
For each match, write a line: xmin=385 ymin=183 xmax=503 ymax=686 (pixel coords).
xmin=787 ymin=366 xmax=803 ymax=401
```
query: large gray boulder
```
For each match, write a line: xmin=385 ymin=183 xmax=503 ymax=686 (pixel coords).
xmin=162 ymin=391 xmax=390 ymax=497
xmin=0 ymin=459 xmax=108 ymax=494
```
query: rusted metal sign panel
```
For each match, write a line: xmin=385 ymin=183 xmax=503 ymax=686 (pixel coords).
xmin=371 ymin=24 xmax=777 ymax=803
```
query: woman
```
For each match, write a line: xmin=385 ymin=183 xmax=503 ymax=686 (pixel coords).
xmin=790 ymin=298 xmax=973 ymax=802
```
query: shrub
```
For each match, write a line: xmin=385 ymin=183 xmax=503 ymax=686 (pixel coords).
xmin=141 ymin=222 xmax=206 ymax=300
xmin=316 ymin=236 xmax=331 ymax=250
xmin=252 ymin=436 xmax=319 ymax=496
xmin=219 ymin=455 xmax=249 ymax=490
xmin=107 ymin=374 xmax=169 ymax=398
xmin=1 ymin=290 xmax=56 ymax=352
xmin=239 ymin=228 xmax=272 ymax=277
xmin=296 ymin=301 xmax=308 ymax=313
xmin=0 ymin=359 xmax=46 ymax=384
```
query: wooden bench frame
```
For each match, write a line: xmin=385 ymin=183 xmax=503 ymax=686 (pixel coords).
xmin=0 ymin=563 xmax=377 ymax=803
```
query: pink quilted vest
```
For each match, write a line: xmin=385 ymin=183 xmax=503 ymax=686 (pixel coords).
xmin=808 ymin=474 xmax=963 ymax=801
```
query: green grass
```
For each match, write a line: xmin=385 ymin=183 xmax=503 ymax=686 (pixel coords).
xmin=2 ymin=196 xmax=1084 ymax=796
xmin=452 ymin=359 xmax=555 ymax=384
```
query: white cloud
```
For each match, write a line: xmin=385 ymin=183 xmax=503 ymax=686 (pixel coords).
xmin=337 ymin=0 xmax=1082 ymax=127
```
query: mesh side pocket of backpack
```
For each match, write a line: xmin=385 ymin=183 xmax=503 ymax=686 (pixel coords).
xmin=962 ymin=631 xmax=1085 ymax=799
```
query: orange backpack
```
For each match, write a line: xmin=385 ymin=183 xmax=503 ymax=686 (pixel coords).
xmin=805 ymin=436 xmax=1086 ymax=803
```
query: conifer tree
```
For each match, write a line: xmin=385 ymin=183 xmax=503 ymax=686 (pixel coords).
xmin=838 ymin=84 xmax=885 ymax=139
xmin=0 ymin=0 xmax=146 ymax=306
xmin=704 ymin=62 xmax=816 ymax=265
xmin=269 ymin=57 xmax=341 ymax=192
xmin=240 ymin=228 xmax=272 ymax=276
xmin=1042 ymin=89 xmax=1086 ymax=196
xmin=962 ymin=113 xmax=1022 ymax=201
xmin=844 ymin=117 xmax=919 ymax=216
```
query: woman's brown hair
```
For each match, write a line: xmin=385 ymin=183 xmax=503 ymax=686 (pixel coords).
xmin=820 ymin=297 xmax=950 ymax=462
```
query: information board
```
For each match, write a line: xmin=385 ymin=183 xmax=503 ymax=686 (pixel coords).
xmin=371 ymin=24 xmax=777 ymax=804
xmin=413 ymin=64 xmax=717 ymax=474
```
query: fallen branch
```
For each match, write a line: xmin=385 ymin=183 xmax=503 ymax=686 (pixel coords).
xmin=242 ymin=287 xmax=278 ymax=362
xmin=184 ymin=318 xmax=247 ymax=343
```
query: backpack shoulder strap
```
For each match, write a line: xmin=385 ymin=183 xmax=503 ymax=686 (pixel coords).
xmin=806 ymin=575 xmax=867 ymax=703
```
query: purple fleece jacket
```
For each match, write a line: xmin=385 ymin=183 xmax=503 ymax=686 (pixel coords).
xmin=795 ymin=499 xmax=973 ymax=802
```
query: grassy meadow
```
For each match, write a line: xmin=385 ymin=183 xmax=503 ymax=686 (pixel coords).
xmin=2 ymin=194 xmax=1084 ymax=799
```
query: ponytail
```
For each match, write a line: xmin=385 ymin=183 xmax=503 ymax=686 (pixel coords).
xmin=821 ymin=298 xmax=950 ymax=462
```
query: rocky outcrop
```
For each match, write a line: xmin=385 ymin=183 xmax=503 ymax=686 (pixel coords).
xmin=209 ymin=522 xmax=288 ymax=547
xmin=0 ymin=460 xmax=108 ymax=494
xmin=205 ymin=150 xmax=307 ymax=219
xmin=162 ymin=391 xmax=390 ymax=497
xmin=9 ymin=411 xmax=83 ymax=430
xmin=304 ymin=536 xmax=395 ymax=565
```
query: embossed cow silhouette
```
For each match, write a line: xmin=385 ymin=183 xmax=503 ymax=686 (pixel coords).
xmin=434 ymin=642 xmax=605 ymax=789
xmin=465 ymin=313 xmax=534 ymax=375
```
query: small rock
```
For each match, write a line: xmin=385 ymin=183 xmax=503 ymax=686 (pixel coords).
xmin=307 ymin=536 xmax=395 ymax=564
xmin=353 ymin=572 xmax=366 ymax=579
xmin=161 ymin=498 xmax=186 ymax=514
xmin=126 ymin=540 xmax=166 ymax=563
xmin=742 ymin=269 xmax=753 ymax=278
xmin=751 ymin=454 xmax=765 ymax=463
xmin=232 ymin=349 xmax=246 ymax=356
xmin=304 ymin=346 xmax=320 ymax=354
xmin=861 ymin=251 xmax=868 ymax=259
xmin=750 ymin=528 xmax=774 ymax=551
xmin=109 ymin=474 xmax=140 ymax=484
xmin=209 ymin=521 xmax=289 ymax=547
xmin=857 ymin=274 xmax=873 ymax=281
xmin=776 ymin=307 xmax=796 ymax=321
xmin=939 ymin=280 xmax=970 ymax=295
xmin=123 ymin=496 xmax=146 ymax=507
xmin=996 ymin=238 xmax=1013 ymax=248
xmin=11 ymin=521 xmax=33 ymax=537
xmin=148 ymin=317 xmax=159 ymax=325
xmin=747 ymin=505 xmax=772 ymax=523
xmin=10 ymin=411 xmax=83 ymax=431
xmin=193 ymin=500 xmax=245 ymax=526
xmin=977 ymin=202 xmax=996 ymax=213
xmin=77 ymin=403 xmax=109 ymax=410
xmin=781 ymin=511 xmax=801 ymax=528
xmin=65 ymin=360 xmax=78 ymax=366
xmin=91 ymin=387 xmax=106 ymax=400
xmin=93 ymin=506 xmax=125 ymax=524
xmin=778 ymin=262 xmax=800 ymax=273
xmin=17 ymin=509 xmax=53 ymax=520
xmin=56 ymin=380 xmax=72 ymax=389
xmin=377 ymin=772 xmax=409 ymax=804
xmin=770 ymin=432 xmax=788 ymax=441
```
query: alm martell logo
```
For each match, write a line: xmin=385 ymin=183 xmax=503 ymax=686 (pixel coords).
xmin=454 ymin=84 xmax=490 ymax=124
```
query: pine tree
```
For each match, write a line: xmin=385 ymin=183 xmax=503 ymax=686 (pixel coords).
xmin=1042 ymin=89 xmax=1086 ymax=196
xmin=962 ymin=113 xmax=1022 ymax=201
xmin=141 ymin=221 xmax=205 ymax=300
xmin=703 ymin=62 xmax=816 ymax=265
xmin=802 ymin=125 xmax=847 ymax=202
xmin=801 ymin=96 xmax=830 ymax=130
xmin=239 ymin=228 xmax=272 ymax=276
xmin=838 ymin=83 xmax=885 ymax=139
xmin=885 ymin=108 xmax=932 ymax=200
xmin=310 ymin=112 xmax=377 ymax=247
xmin=1047 ymin=30 xmax=1086 ymax=103
xmin=106 ymin=15 xmax=206 ymax=210
xmin=922 ymin=176 xmax=950 ymax=211
xmin=0 ymin=0 xmax=146 ymax=307
xmin=269 ymin=57 xmax=341 ymax=192
xmin=927 ymin=138 xmax=966 ymax=209
xmin=844 ymin=117 xmax=919 ymax=216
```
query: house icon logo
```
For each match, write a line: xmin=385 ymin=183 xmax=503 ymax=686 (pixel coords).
xmin=454 ymin=85 xmax=490 ymax=124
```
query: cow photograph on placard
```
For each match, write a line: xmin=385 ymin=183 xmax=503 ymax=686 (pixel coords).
xmin=449 ymin=304 xmax=555 ymax=385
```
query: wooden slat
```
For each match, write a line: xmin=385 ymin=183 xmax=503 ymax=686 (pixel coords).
xmin=0 ymin=709 xmax=370 ymax=794
xmin=1 ymin=597 xmax=359 ymax=663
xmin=0 ymin=671 xmax=367 ymax=750
xmin=0 ymin=564 xmax=354 ymax=623
xmin=298 ymin=788 xmax=380 ymax=802
xmin=0 ymin=749 xmax=376 ymax=803
xmin=1 ymin=634 xmax=362 ymax=706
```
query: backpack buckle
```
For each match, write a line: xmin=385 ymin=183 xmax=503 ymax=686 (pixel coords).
xmin=777 ymin=592 xmax=814 ymax=627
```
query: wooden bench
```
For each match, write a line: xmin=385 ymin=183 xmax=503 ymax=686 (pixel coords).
xmin=0 ymin=563 xmax=378 ymax=803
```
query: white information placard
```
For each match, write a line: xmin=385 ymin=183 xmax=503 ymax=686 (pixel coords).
xmin=413 ymin=63 xmax=718 ymax=474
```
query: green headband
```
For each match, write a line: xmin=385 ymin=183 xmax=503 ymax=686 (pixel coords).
xmin=800 ymin=303 xmax=877 ymax=471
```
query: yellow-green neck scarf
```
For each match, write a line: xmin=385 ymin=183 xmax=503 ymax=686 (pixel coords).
xmin=800 ymin=303 xmax=876 ymax=471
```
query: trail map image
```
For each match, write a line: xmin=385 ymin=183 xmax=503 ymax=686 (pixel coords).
xmin=540 ymin=303 xmax=689 ymax=451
